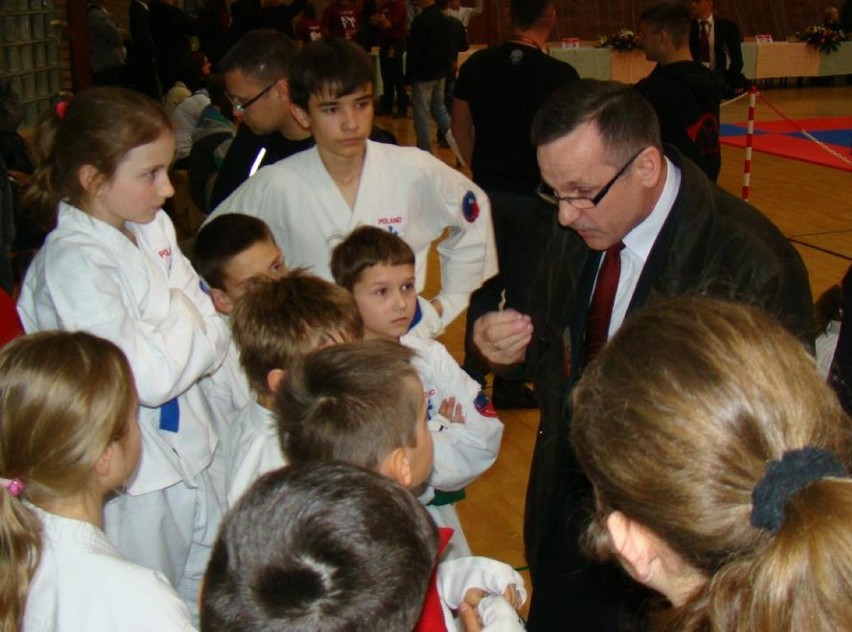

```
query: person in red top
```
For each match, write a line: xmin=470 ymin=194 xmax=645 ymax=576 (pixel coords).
xmin=321 ymin=0 xmax=361 ymax=40
xmin=294 ymin=2 xmax=323 ymax=45
xmin=372 ymin=0 xmax=409 ymax=116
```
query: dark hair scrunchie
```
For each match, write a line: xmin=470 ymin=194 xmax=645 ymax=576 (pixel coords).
xmin=751 ymin=447 xmax=846 ymax=533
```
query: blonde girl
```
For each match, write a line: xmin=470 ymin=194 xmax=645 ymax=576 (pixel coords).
xmin=571 ymin=296 xmax=852 ymax=631
xmin=17 ymin=87 xmax=229 ymax=617
xmin=0 ymin=332 xmax=194 ymax=631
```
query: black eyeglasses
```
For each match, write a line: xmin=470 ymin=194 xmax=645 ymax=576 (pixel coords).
xmin=227 ymin=83 xmax=275 ymax=113
xmin=536 ymin=148 xmax=646 ymax=209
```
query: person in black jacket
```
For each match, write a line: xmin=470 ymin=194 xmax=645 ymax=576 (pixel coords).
xmin=636 ymin=1 xmax=722 ymax=181
xmin=688 ymin=0 xmax=748 ymax=97
xmin=472 ymin=80 xmax=814 ymax=632
xmin=406 ymin=0 xmax=467 ymax=153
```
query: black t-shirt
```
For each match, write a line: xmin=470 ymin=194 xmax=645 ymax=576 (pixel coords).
xmin=210 ymin=125 xmax=315 ymax=210
xmin=453 ymin=42 xmax=578 ymax=194
xmin=634 ymin=61 xmax=722 ymax=181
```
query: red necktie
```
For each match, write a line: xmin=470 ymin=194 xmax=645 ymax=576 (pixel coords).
xmin=698 ymin=20 xmax=711 ymax=64
xmin=585 ymin=242 xmax=624 ymax=363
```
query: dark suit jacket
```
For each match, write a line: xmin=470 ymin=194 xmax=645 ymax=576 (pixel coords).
xmin=520 ymin=145 xmax=814 ymax=630
xmin=690 ymin=16 xmax=747 ymax=91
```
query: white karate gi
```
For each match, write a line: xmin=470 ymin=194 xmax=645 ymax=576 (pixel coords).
xmin=200 ymin=336 xmax=253 ymax=453
xmin=437 ymin=556 xmax=527 ymax=632
xmin=208 ymin=141 xmax=497 ymax=337
xmin=224 ymin=401 xmax=288 ymax=507
xmin=403 ymin=334 xmax=504 ymax=560
xmin=18 ymin=204 xmax=229 ymax=616
xmin=24 ymin=505 xmax=196 ymax=632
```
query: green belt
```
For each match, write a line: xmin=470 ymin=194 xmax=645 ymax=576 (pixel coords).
xmin=429 ymin=488 xmax=466 ymax=506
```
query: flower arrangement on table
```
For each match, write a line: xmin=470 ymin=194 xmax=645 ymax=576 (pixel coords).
xmin=795 ymin=25 xmax=848 ymax=54
xmin=597 ymin=28 xmax=641 ymax=51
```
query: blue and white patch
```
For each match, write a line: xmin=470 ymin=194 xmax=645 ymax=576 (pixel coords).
xmin=462 ymin=190 xmax=480 ymax=223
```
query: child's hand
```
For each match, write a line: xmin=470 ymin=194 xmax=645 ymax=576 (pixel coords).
xmin=439 ymin=397 xmax=465 ymax=423
xmin=459 ymin=602 xmax=482 ymax=632
xmin=463 ymin=587 xmax=486 ymax=608
xmin=502 ymin=583 xmax=522 ymax=610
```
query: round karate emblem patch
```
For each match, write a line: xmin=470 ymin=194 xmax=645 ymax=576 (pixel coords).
xmin=462 ymin=190 xmax=479 ymax=223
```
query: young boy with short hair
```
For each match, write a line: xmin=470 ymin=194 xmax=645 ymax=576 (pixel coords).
xmin=193 ymin=213 xmax=287 ymax=315
xmin=192 ymin=213 xmax=288 ymax=455
xmin=277 ymin=340 xmax=525 ymax=632
xmin=331 ymin=225 xmax=504 ymax=560
xmin=201 ymin=461 xmax=439 ymax=632
xmin=225 ymin=270 xmax=363 ymax=506
xmin=208 ymin=36 xmax=497 ymax=338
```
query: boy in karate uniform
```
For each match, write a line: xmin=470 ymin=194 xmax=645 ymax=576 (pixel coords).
xmin=208 ymin=37 xmax=496 ymax=338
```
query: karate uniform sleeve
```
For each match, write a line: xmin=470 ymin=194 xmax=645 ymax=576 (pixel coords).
xmin=39 ymin=229 xmax=228 ymax=408
xmin=422 ymin=155 xmax=497 ymax=327
xmin=476 ymin=596 xmax=527 ymax=632
xmin=426 ymin=343 xmax=503 ymax=491
xmin=437 ymin=556 xmax=527 ymax=611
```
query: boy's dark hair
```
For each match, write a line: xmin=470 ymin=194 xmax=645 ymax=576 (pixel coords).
xmin=201 ymin=461 xmax=439 ymax=632
xmin=231 ymin=270 xmax=364 ymax=395
xmin=276 ymin=340 xmax=422 ymax=470
xmin=193 ymin=214 xmax=274 ymax=289
xmin=330 ymin=225 xmax=415 ymax=291
xmin=219 ymin=29 xmax=299 ymax=83
xmin=639 ymin=1 xmax=691 ymax=48
xmin=289 ymin=37 xmax=374 ymax=110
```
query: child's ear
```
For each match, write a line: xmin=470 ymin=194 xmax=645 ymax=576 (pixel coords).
xmin=606 ymin=511 xmax=659 ymax=584
xmin=378 ymin=447 xmax=413 ymax=488
xmin=93 ymin=444 xmax=113 ymax=480
xmin=209 ymin=288 xmax=234 ymax=315
xmin=266 ymin=368 xmax=287 ymax=394
xmin=78 ymin=164 xmax=107 ymax=197
xmin=290 ymin=102 xmax=311 ymax=131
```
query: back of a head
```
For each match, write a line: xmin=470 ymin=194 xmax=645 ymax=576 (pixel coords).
xmin=570 ymin=296 xmax=852 ymax=631
xmin=639 ymin=2 xmax=691 ymax=49
xmin=510 ymin=0 xmax=553 ymax=30
xmin=0 ymin=331 xmax=135 ymax=631
xmin=204 ymin=73 xmax=235 ymax=122
xmin=219 ymin=29 xmax=299 ymax=82
xmin=288 ymin=37 xmax=374 ymax=111
xmin=201 ymin=461 xmax=439 ymax=632
xmin=24 ymin=87 xmax=172 ymax=228
xmin=330 ymin=225 xmax=415 ymax=291
xmin=276 ymin=340 xmax=421 ymax=470
xmin=193 ymin=213 xmax=274 ymax=290
xmin=230 ymin=269 xmax=363 ymax=394
xmin=530 ymin=79 xmax=662 ymax=165
xmin=176 ymin=50 xmax=208 ymax=92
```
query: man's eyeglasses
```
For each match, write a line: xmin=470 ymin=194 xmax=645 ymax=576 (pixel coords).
xmin=536 ymin=148 xmax=646 ymax=209
xmin=227 ymin=83 xmax=275 ymax=113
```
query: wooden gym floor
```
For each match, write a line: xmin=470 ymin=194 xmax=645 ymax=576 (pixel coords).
xmin=377 ymin=83 xmax=852 ymax=617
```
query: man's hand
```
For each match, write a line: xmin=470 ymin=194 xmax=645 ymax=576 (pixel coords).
xmin=472 ymin=309 xmax=533 ymax=366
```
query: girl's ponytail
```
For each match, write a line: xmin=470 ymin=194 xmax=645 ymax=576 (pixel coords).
xmin=0 ymin=481 xmax=41 ymax=632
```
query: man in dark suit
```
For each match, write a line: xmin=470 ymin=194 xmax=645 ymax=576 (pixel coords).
xmin=472 ymin=80 xmax=814 ymax=631
xmin=688 ymin=0 xmax=748 ymax=97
